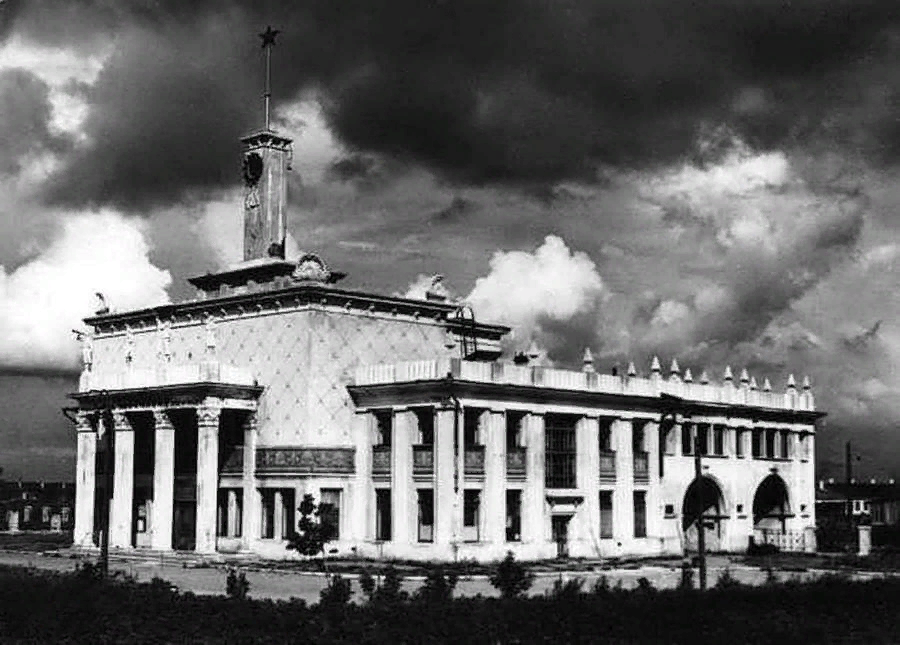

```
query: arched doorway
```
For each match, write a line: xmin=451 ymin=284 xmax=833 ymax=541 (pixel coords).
xmin=682 ymin=476 xmax=727 ymax=552
xmin=752 ymin=474 xmax=791 ymax=533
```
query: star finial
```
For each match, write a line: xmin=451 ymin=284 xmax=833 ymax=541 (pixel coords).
xmin=259 ymin=26 xmax=280 ymax=48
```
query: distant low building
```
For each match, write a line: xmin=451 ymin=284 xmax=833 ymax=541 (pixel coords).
xmin=0 ymin=481 xmax=75 ymax=533
xmin=816 ymin=479 xmax=900 ymax=526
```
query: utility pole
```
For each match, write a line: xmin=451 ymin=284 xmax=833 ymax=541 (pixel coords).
xmin=694 ymin=423 xmax=707 ymax=590
xmin=845 ymin=440 xmax=852 ymax=524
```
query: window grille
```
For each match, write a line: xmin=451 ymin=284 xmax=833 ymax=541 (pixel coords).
xmin=545 ymin=416 xmax=577 ymax=489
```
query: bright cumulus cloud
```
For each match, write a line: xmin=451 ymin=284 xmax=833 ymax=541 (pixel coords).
xmin=0 ymin=211 xmax=171 ymax=372
xmin=466 ymin=235 xmax=605 ymax=337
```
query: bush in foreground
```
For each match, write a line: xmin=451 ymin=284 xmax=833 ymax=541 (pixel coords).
xmin=489 ymin=551 xmax=535 ymax=599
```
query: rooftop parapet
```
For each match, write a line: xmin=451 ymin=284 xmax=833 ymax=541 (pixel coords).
xmin=354 ymin=357 xmax=817 ymax=413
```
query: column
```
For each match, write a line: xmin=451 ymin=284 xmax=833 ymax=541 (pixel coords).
xmin=73 ymin=413 xmax=97 ymax=548
xmin=434 ymin=407 xmax=456 ymax=550
xmin=273 ymin=490 xmax=285 ymax=539
xmin=612 ymin=418 xmax=634 ymax=544
xmin=227 ymin=490 xmax=239 ymax=537
xmin=523 ymin=413 xmax=546 ymax=544
xmin=350 ymin=411 xmax=372 ymax=542
xmin=110 ymin=411 xmax=134 ymax=548
xmin=241 ymin=413 xmax=259 ymax=550
xmin=483 ymin=410 xmax=506 ymax=545
xmin=392 ymin=409 xmax=414 ymax=546
xmin=576 ymin=416 xmax=600 ymax=553
xmin=151 ymin=410 xmax=175 ymax=550
xmin=645 ymin=421 xmax=661 ymax=545
xmin=195 ymin=404 xmax=221 ymax=554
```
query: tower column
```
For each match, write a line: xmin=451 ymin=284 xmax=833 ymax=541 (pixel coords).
xmin=576 ymin=416 xmax=600 ymax=556
xmin=392 ymin=409 xmax=415 ymax=546
xmin=151 ymin=410 xmax=175 ymax=550
xmin=434 ymin=407 xmax=456 ymax=551
xmin=195 ymin=405 xmax=221 ymax=554
xmin=613 ymin=418 xmax=634 ymax=546
xmin=110 ymin=411 xmax=135 ymax=549
xmin=350 ymin=412 xmax=372 ymax=541
xmin=73 ymin=413 xmax=97 ymax=548
xmin=523 ymin=413 xmax=546 ymax=546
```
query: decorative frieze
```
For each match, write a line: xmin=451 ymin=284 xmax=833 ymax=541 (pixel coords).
xmin=256 ymin=447 xmax=356 ymax=474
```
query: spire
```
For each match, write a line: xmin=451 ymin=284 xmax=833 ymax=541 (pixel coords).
xmin=669 ymin=358 xmax=680 ymax=377
xmin=739 ymin=368 xmax=749 ymax=384
xmin=259 ymin=25 xmax=280 ymax=131
xmin=683 ymin=368 xmax=693 ymax=383
xmin=650 ymin=356 xmax=661 ymax=373
xmin=763 ymin=377 xmax=772 ymax=392
xmin=787 ymin=373 xmax=797 ymax=389
xmin=526 ymin=340 xmax=541 ymax=362
xmin=627 ymin=361 xmax=637 ymax=378
xmin=700 ymin=369 xmax=710 ymax=385
xmin=750 ymin=376 xmax=758 ymax=390
xmin=723 ymin=365 xmax=734 ymax=382
xmin=582 ymin=347 xmax=595 ymax=373
xmin=802 ymin=375 xmax=811 ymax=390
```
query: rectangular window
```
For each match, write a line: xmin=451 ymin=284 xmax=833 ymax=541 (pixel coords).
xmin=506 ymin=411 xmax=526 ymax=450
xmin=632 ymin=421 xmax=645 ymax=453
xmin=633 ymin=491 xmax=647 ymax=538
xmin=464 ymin=409 xmax=483 ymax=447
xmin=375 ymin=489 xmax=392 ymax=541
xmin=752 ymin=429 xmax=762 ymax=458
xmin=417 ymin=489 xmax=434 ymax=543
xmin=261 ymin=490 xmax=275 ymax=539
xmin=463 ymin=490 xmax=481 ymax=542
xmin=765 ymin=429 xmax=776 ymax=458
xmin=506 ymin=490 xmax=522 ymax=542
xmin=217 ymin=489 xmax=244 ymax=538
xmin=320 ymin=489 xmax=341 ymax=541
xmin=697 ymin=424 xmax=709 ymax=456
xmin=414 ymin=408 xmax=434 ymax=445
xmin=682 ymin=424 xmax=694 ymax=455
xmin=599 ymin=420 xmax=614 ymax=452
xmin=374 ymin=410 xmax=393 ymax=446
xmin=599 ymin=491 xmax=613 ymax=538
xmin=545 ymin=415 xmax=577 ymax=488
xmin=713 ymin=426 xmax=725 ymax=456
xmin=780 ymin=431 xmax=790 ymax=459
xmin=735 ymin=430 xmax=744 ymax=457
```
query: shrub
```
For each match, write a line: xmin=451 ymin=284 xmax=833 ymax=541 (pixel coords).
xmin=635 ymin=577 xmax=655 ymax=594
xmin=359 ymin=569 xmax=376 ymax=602
xmin=591 ymin=575 xmax=610 ymax=595
xmin=747 ymin=542 xmax=780 ymax=556
xmin=226 ymin=567 xmax=250 ymax=600
xmin=319 ymin=574 xmax=353 ymax=608
xmin=549 ymin=576 xmax=585 ymax=600
xmin=372 ymin=565 xmax=407 ymax=606
xmin=489 ymin=551 xmax=535 ymax=599
xmin=715 ymin=567 xmax=743 ymax=590
xmin=287 ymin=493 xmax=338 ymax=562
xmin=416 ymin=566 xmax=459 ymax=603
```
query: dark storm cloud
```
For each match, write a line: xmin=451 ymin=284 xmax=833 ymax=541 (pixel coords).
xmin=11 ymin=0 xmax=900 ymax=209
xmin=0 ymin=68 xmax=70 ymax=175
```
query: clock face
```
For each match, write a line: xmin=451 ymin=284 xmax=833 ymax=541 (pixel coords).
xmin=242 ymin=152 xmax=263 ymax=186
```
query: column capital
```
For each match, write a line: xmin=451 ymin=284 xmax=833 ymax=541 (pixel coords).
xmin=153 ymin=409 xmax=174 ymax=430
xmin=112 ymin=410 xmax=131 ymax=431
xmin=241 ymin=411 xmax=258 ymax=433
xmin=75 ymin=411 xmax=94 ymax=433
xmin=197 ymin=406 xmax=222 ymax=427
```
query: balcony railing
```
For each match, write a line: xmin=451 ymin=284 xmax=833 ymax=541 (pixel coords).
xmin=80 ymin=361 xmax=255 ymax=392
xmin=506 ymin=447 xmax=526 ymax=478
xmin=413 ymin=445 xmax=434 ymax=475
xmin=372 ymin=446 xmax=391 ymax=475
xmin=633 ymin=452 xmax=649 ymax=482
xmin=220 ymin=446 xmax=244 ymax=473
xmin=599 ymin=450 xmax=616 ymax=480
xmin=465 ymin=446 xmax=485 ymax=475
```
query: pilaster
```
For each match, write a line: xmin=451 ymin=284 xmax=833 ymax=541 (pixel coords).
xmin=483 ymin=410 xmax=506 ymax=544
xmin=644 ymin=421 xmax=661 ymax=545
xmin=392 ymin=409 xmax=415 ymax=546
xmin=576 ymin=416 xmax=600 ymax=554
xmin=434 ymin=407 xmax=456 ymax=549
xmin=151 ymin=410 xmax=175 ymax=550
xmin=73 ymin=413 xmax=97 ymax=548
xmin=195 ymin=404 xmax=221 ymax=554
xmin=523 ymin=413 xmax=546 ymax=544
xmin=351 ymin=412 xmax=372 ymax=541
xmin=110 ymin=411 xmax=134 ymax=549
xmin=241 ymin=413 xmax=259 ymax=550
xmin=612 ymin=418 xmax=634 ymax=543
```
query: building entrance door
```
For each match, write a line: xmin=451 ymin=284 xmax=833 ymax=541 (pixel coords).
xmin=173 ymin=501 xmax=195 ymax=551
xmin=552 ymin=515 xmax=571 ymax=559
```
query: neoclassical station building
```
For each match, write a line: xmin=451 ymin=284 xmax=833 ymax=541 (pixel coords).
xmin=71 ymin=121 xmax=824 ymax=562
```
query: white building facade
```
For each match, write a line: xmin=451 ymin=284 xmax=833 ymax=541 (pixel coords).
xmin=70 ymin=123 xmax=823 ymax=562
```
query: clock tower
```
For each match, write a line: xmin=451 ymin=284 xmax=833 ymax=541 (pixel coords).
xmin=241 ymin=130 xmax=292 ymax=261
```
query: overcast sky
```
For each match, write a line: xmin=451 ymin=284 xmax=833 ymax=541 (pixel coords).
xmin=0 ymin=0 xmax=898 ymax=481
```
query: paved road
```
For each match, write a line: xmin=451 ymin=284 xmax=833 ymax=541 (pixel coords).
xmin=0 ymin=551 xmax=890 ymax=603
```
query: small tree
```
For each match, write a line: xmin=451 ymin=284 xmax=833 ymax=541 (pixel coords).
xmin=287 ymin=494 xmax=338 ymax=568
xmin=416 ymin=566 xmax=459 ymax=604
xmin=489 ymin=551 xmax=534 ymax=599
xmin=226 ymin=567 xmax=250 ymax=600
